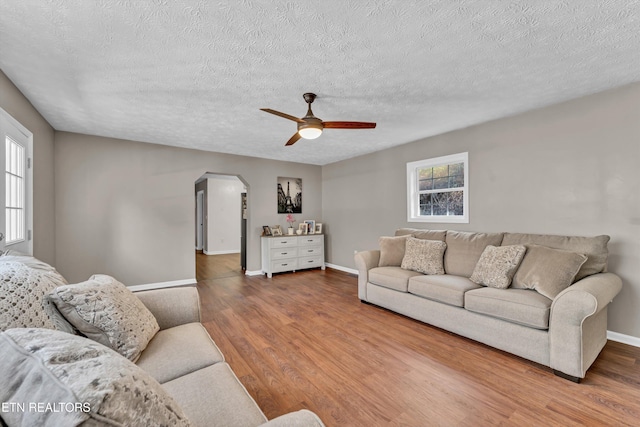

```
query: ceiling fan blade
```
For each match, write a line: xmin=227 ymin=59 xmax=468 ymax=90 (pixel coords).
xmin=260 ymin=108 xmax=304 ymax=123
xmin=322 ymin=121 xmax=377 ymax=129
xmin=285 ymin=132 xmax=302 ymax=146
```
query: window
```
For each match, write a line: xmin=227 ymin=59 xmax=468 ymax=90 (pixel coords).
xmin=407 ymin=152 xmax=468 ymax=223
xmin=0 ymin=107 xmax=32 ymax=253
xmin=5 ymin=135 xmax=26 ymax=243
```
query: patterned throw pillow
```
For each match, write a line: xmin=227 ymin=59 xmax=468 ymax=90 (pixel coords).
xmin=0 ymin=328 xmax=190 ymax=427
xmin=0 ymin=258 xmax=68 ymax=332
xmin=469 ymin=245 xmax=527 ymax=288
xmin=401 ymin=237 xmax=447 ymax=275
xmin=46 ymin=274 xmax=159 ymax=362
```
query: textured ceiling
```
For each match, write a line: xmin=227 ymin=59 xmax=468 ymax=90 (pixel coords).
xmin=1 ymin=1 xmax=639 ymax=165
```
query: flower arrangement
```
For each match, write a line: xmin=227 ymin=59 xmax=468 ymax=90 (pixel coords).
xmin=285 ymin=214 xmax=296 ymax=228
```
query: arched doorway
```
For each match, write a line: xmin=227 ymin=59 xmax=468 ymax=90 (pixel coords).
xmin=194 ymin=173 xmax=248 ymax=281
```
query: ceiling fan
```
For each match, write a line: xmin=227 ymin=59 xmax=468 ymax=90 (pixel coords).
xmin=261 ymin=93 xmax=376 ymax=146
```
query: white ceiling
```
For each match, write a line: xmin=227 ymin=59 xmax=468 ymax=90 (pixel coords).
xmin=1 ymin=1 xmax=639 ymax=165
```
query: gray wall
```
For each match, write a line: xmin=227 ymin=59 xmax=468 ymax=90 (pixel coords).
xmin=0 ymin=70 xmax=56 ymax=265
xmin=322 ymin=83 xmax=640 ymax=338
xmin=54 ymin=132 xmax=322 ymax=284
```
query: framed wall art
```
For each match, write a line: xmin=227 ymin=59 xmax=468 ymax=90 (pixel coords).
xmin=277 ymin=177 xmax=302 ymax=214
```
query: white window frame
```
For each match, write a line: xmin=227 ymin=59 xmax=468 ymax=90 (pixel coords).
xmin=407 ymin=152 xmax=469 ymax=223
xmin=0 ymin=107 xmax=33 ymax=254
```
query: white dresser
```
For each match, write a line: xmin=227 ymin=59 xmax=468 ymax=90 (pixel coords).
xmin=261 ymin=234 xmax=325 ymax=278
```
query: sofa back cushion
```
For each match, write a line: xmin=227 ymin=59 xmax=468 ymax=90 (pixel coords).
xmin=444 ymin=231 xmax=504 ymax=277
xmin=395 ymin=228 xmax=447 ymax=241
xmin=502 ymin=232 xmax=609 ymax=281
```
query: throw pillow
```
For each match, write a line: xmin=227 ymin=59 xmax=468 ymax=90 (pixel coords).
xmin=512 ymin=245 xmax=588 ymax=299
xmin=46 ymin=274 xmax=159 ymax=362
xmin=378 ymin=235 xmax=409 ymax=267
xmin=0 ymin=258 xmax=68 ymax=332
xmin=0 ymin=328 xmax=190 ymax=427
xmin=401 ymin=237 xmax=447 ymax=275
xmin=469 ymin=245 xmax=527 ymax=289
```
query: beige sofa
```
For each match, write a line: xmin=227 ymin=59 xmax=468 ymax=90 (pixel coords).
xmin=0 ymin=254 xmax=324 ymax=427
xmin=355 ymin=228 xmax=622 ymax=381
xmin=134 ymin=286 xmax=324 ymax=426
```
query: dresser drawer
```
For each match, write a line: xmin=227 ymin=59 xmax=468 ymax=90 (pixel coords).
xmin=298 ymin=246 xmax=323 ymax=257
xmin=271 ymin=259 xmax=298 ymax=273
xmin=298 ymin=256 xmax=323 ymax=269
xmin=299 ymin=235 xmax=323 ymax=246
xmin=271 ymin=247 xmax=298 ymax=260
xmin=270 ymin=237 xmax=298 ymax=248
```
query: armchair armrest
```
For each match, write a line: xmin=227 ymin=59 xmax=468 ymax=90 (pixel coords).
xmin=134 ymin=286 xmax=201 ymax=330
xmin=354 ymin=250 xmax=380 ymax=301
xmin=549 ymin=272 xmax=622 ymax=378
xmin=259 ymin=410 xmax=325 ymax=427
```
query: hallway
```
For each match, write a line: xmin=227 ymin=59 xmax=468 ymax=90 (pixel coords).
xmin=196 ymin=252 xmax=243 ymax=281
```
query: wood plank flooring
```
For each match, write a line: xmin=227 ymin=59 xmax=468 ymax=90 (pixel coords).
xmin=195 ymin=259 xmax=640 ymax=426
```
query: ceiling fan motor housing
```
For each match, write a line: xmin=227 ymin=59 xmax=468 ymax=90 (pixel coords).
xmin=298 ymin=116 xmax=323 ymax=132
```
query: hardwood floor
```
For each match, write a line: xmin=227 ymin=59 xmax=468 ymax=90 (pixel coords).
xmin=196 ymin=252 xmax=243 ymax=281
xmin=196 ymin=265 xmax=640 ymax=426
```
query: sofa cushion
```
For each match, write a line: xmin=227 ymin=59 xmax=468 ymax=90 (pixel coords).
xmin=401 ymin=237 xmax=447 ymax=275
xmin=502 ymin=232 xmax=609 ymax=281
xmin=395 ymin=228 xmax=447 ymax=242
xmin=0 ymin=258 xmax=69 ymax=332
xmin=408 ymin=275 xmax=481 ymax=307
xmin=163 ymin=363 xmax=267 ymax=427
xmin=465 ymin=288 xmax=552 ymax=329
xmin=0 ymin=328 xmax=190 ymax=427
xmin=444 ymin=231 xmax=504 ymax=277
xmin=369 ymin=266 xmax=423 ymax=292
xmin=378 ymin=235 xmax=409 ymax=267
xmin=46 ymin=274 xmax=160 ymax=362
xmin=512 ymin=245 xmax=588 ymax=299
xmin=469 ymin=245 xmax=526 ymax=289
xmin=136 ymin=322 xmax=225 ymax=384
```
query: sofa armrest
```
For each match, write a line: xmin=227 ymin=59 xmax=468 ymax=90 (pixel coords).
xmin=551 ymin=273 xmax=622 ymax=324
xmin=549 ymin=272 xmax=622 ymax=378
xmin=134 ymin=286 xmax=201 ymax=330
xmin=354 ymin=250 xmax=380 ymax=301
xmin=258 ymin=410 xmax=325 ymax=427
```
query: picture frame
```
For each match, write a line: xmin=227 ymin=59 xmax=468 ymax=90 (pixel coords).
xmin=277 ymin=177 xmax=302 ymax=214
xmin=315 ymin=223 xmax=323 ymax=234
xmin=271 ymin=225 xmax=283 ymax=236
xmin=303 ymin=220 xmax=316 ymax=235
xmin=298 ymin=223 xmax=307 ymax=235
xmin=262 ymin=225 xmax=272 ymax=236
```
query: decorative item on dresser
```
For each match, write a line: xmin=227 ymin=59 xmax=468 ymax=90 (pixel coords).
xmin=261 ymin=234 xmax=325 ymax=278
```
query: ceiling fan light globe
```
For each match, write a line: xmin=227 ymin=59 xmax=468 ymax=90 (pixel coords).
xmin=298 ymin=127 xmax=323 ymax=139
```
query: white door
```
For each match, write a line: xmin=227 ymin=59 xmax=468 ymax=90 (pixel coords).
xmin=0 ymin=108 xmax=33 ymax=255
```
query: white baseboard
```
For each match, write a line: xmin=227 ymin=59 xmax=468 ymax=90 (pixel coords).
xmin=245 ymin=270 xmax=264 ymax=276
xmin=128 ymin=278 xmax=196 ymax=292
xmin=325 ymin=263 xmax=358 ymax=275
xmin=607 ymin=331 xmax=640 ymax=348
xmin=203 ymin=249 xmax=241 ymax=255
